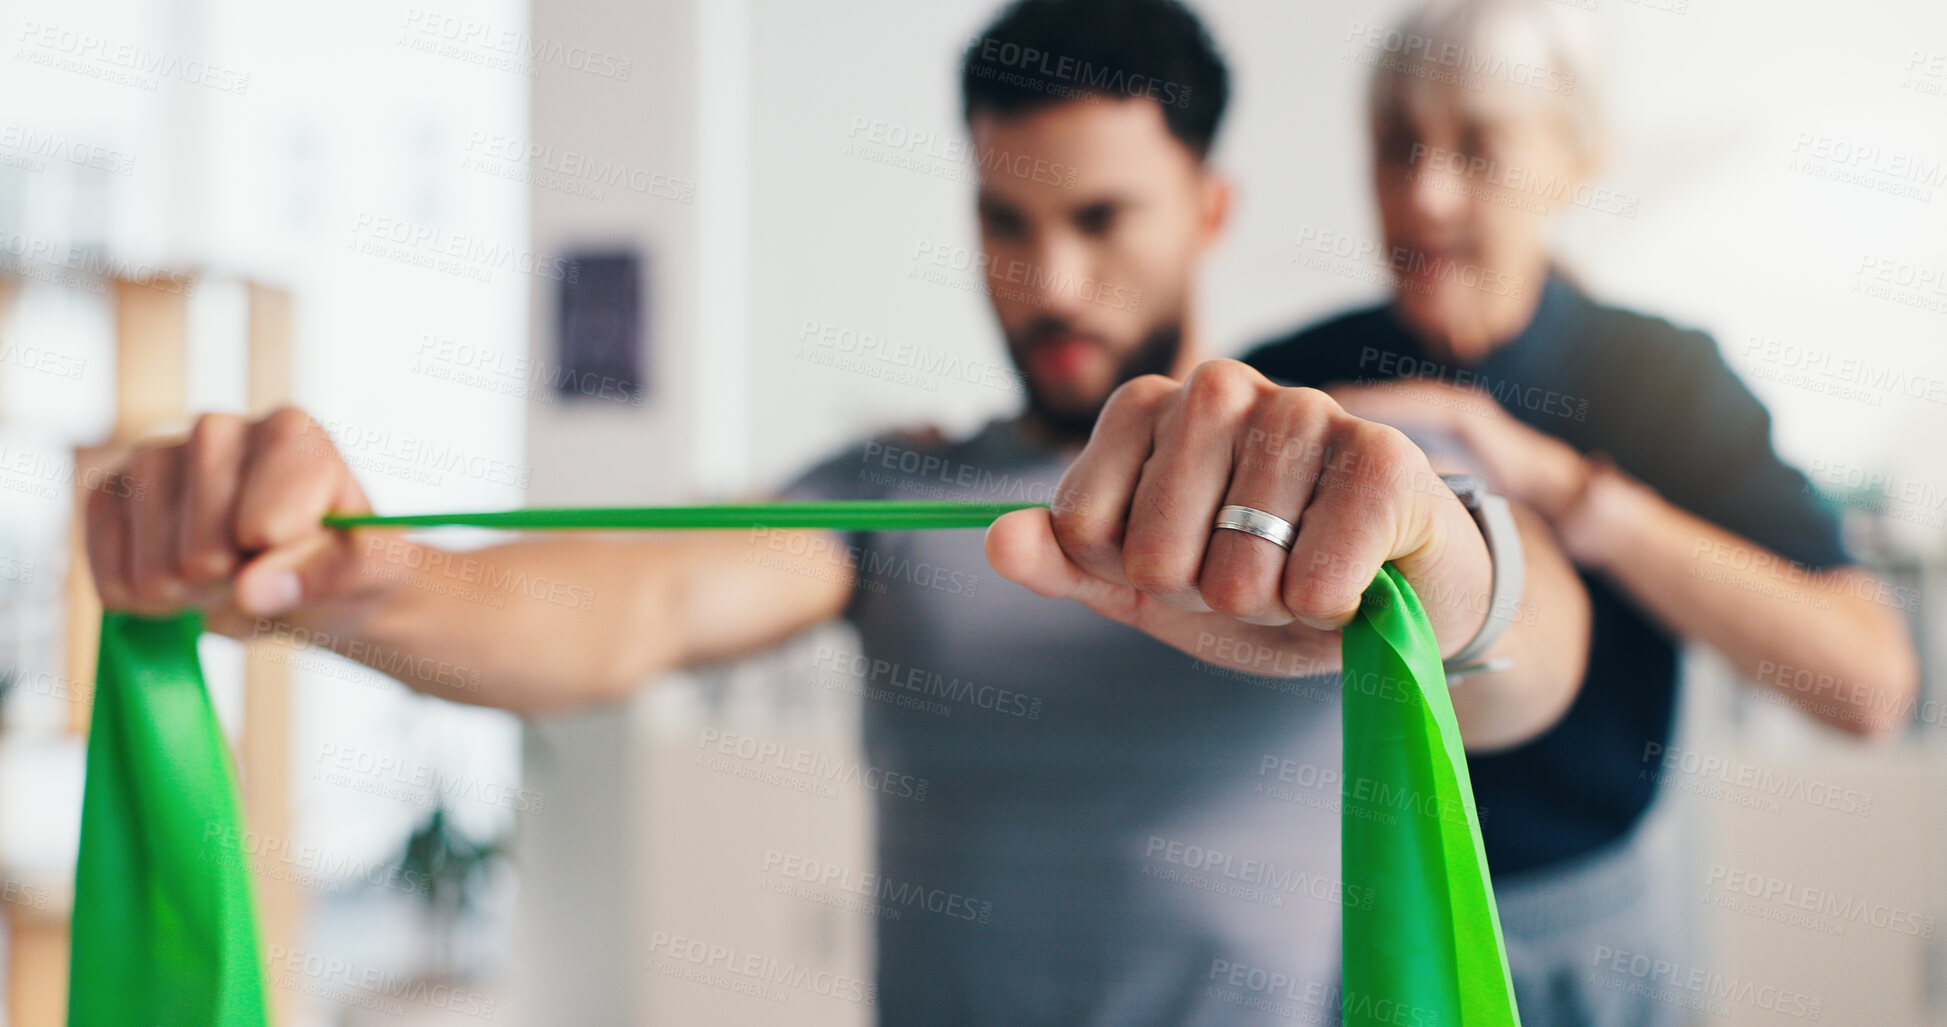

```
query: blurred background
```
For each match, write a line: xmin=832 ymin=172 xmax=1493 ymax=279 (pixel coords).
xmin=0 ymin=0 xmax=1942 ymax=1023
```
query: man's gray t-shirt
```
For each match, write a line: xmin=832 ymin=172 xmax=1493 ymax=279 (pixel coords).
xmin=779 ymin=415 xmax=1348 ymax=1027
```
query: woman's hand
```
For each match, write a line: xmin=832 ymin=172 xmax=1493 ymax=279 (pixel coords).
xmin=1327 ymin=378 xmax=1591 ymax=521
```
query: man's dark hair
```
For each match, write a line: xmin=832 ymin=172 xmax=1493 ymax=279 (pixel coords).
xmin=960 ymin=0 xmax=1230 ymax=159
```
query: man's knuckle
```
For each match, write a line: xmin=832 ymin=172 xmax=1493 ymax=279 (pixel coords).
xmin=1199 ymin=572 xmax=1263 ymax=619
xmin=1280 ymin=385 xmax=1338 ymax=414
xmin=1344 ymin=421 xmax=1419 ymax=481
xmin=127 ymin=448 xmax=173 ymax=498
xmin=1099 ymin=375 xmax=1175 ymax=425
xmin=190 ymin=411 xmax=243 ymax=446
xmin=1183 ymin=360 xmax=1260 ymax=414
xmin=127 ymin=560 xmax=179 ymax=601
xmin=260 ymin=406 xmax=321 ymax=448
xmin=179 ymin=542 xmax=234 ymax=581
xmin=1283 ymin=580 xmax=1344 ymax=623
xmin=1051 ymin=507 xmax=1119 ymax=565
xmin=1250 ymin=391 xmax=1332 ymax=456
xmin=1121 ymin=548 xmax=1185 ymax=596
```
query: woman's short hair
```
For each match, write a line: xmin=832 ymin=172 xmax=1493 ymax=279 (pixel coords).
xmin=1366 ymin=0 xmax=1605 ymax=166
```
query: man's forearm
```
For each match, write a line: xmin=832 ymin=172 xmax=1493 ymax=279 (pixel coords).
xmin=237 ymin=527 xmax=860 ymax=715
xmin=241 ymin=535 xmax=684 ymax=713
xmin=1559 ymin=466 xmax=1919 ymax=736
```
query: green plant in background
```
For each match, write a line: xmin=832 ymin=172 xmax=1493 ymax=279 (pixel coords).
xmin=387 ymin=803 xmax=511 ymax=980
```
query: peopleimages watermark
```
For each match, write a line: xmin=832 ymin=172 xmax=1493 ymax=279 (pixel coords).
xmin=1689 ymin=537 xmax=1922 ymax=613
xmin=0 ymin=339 xmax=86 ymax=381
xmin=694 ymin=728 xmax=930 ymax=803
xmin=0 ymin=123 xmax=135 ymax=176
xmin=852 ymin=440 xmax=1059 ymax=505
xmin=358 ymin=537 xmax=596 ymax=613
xmin=1357 ymin=346 xmax=1588 ymax=420
xmin=461 ymin=130 xmax=692 ymax=204
xmin=399 ymin=8 xmax=632 ymax=80
xmin=304 ymin=417 xmax=531 ymax=490
xmin=252 ymin=618 xmax=485 ymax=694
xmin=645 ymin=931 xmax=875 ymax=1007
xmin=312 ymin=741 xmax=544 ymax=815
xmin=0 ymin=440 xmax=150 ymax=504
xmin=963 ymin=35 xmax=1196 ymax=109
xmin=795 ymin=318 xmax=1026 ymax=398
xmin=1786 ymin=132 xmax=1945 ymax=204
xmin=266 ymin=944 xmax=499 ymax=1020
xmin=759 ymin=849 xmax=993 ymax=924
xmin=845 ymin=116 xmax=1077 ymax=189
xmin=1257 ymin=754 xmax=1483 ymax=828
xmin=1703 ymin=863 xmax=1935 ymax=939
xmin=346 ymin=213 xmax=577 ymax=286
xmin=6 ymin=669 xmax=92 ymax=706
xmin=0 ymin=877 xmax=50 ymax=912
xmin=1900 ymin=49 xmax=1946 ymax=99
xmin=812 ymin=645 xmax=1042 ymax=720
xmin=411 ymin=334 xmax=644 ymax=408
xmin=0 ymin=230 xmax=195 ymax=297
xmin=1592 ymin=947 xmax=1821 ymax=1021
xmin=1343 ymin=20 xmax=1578 ymax=95
xmin=203 ymin=822 xmax=429 ymax=897
xmin=1751 ymin=658 xmax=1925 ymax=732
xmin=1641 ymin=740 xmax=1873 ymax=816
xmin=1804 ymin=459 xmax=1946 ymax=530
xmin=745 ymin=524 xmax=982 ymax=598
xmin=1205 ymin=962 xmax=1437 ymax=1027
xmin=1745 ymin=335 xmax=1947 ymax=408
xmin=1402 ymin=142 xmax=1640 ymax=219
xmin=1291 ymin=225 xmax=1526 ymax=300
xmin=1142 ymin=834 xmax=1374 ymax=912
xmin=0 ymin=554 xmax=34 ymax=585
xmin=908 ymin=238 xmax=1142 ymax=312
xmin=1853 ymin=254 xmax=1947 ymax=315
xmin=13 ymin=21 xmax=250 ymax=94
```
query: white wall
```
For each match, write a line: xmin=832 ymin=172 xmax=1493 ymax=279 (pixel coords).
xmin=744 ymin=0 xmax=1947 ymax=550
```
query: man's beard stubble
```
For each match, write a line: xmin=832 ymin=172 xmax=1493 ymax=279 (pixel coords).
xmin=1015 ymin=318 xmax=1185 ymax=444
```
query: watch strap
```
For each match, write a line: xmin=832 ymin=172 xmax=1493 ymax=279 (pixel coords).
xmin=1438 ymin=474 xmax=1525 ymax=674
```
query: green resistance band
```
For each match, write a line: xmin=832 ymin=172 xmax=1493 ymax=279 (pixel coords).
xmin=1344 ymin=565 xmax=1521 ymax=1027
xmin=70 ymin=502 xmax=1517 ymax=1027
xmin=319 ymin=499 xmax=1046 ymax=531
xmin=73 ymin=611 xmax=269 ymax=1026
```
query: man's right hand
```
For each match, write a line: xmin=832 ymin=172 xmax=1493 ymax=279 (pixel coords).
xmin=85 ymin=407 xmax=388 ymax=634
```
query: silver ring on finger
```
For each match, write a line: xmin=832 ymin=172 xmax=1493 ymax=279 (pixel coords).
xmin=1213 ymin=504 xmax=1297 ymax=552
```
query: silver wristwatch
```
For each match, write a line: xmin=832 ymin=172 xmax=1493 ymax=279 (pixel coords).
xmin=1438 ymin=474 xmax=1524 ymax=680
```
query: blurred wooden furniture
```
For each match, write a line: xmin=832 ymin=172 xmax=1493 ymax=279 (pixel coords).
xmin=2 ymin=270 xmax=299 ymax=1027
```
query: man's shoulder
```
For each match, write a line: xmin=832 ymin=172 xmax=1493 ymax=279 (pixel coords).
xmin=776 ymin=420 xmax=995 ymax=502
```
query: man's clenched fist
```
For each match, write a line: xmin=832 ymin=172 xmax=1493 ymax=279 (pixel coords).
xmin=985 ymin=359 xmax=1492 ymax=676
xmin=85 ymin=407 xmax=385 ymax=633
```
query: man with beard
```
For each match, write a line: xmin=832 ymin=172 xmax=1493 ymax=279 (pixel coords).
xmin=86 ymin=0 xmax=1593 ymax=1022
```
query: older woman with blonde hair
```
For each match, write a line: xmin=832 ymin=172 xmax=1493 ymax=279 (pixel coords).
xmin=1245 ymin=0 xmax=1917 ymax=1022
